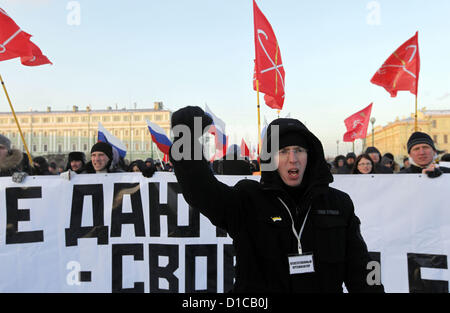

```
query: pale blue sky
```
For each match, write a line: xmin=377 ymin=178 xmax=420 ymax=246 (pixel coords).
xmin=1 ymin=0 xmax=450 ymax=157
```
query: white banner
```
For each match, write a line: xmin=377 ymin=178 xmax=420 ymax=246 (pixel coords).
xmin=0 ymin=172 xmax=449 ymax=293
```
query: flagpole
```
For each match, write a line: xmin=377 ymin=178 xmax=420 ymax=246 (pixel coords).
xmin=256 ymin=80 xmax=262 ymax=157
xmin=0 ymin=74 xmax=34 ymax=166
xmin=414 ymin=94 xmax=418 ymax=132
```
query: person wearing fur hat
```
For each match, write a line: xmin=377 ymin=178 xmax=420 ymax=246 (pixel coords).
xmin=65 ymin=151 xmax=86 ymax=174
xmin=0 ymin=134 xmax=24 ymax=177
xmin=164 ymin=106 xmax=383 ymax=293
xmin=400 ymin=132 xmax=450 ymax=177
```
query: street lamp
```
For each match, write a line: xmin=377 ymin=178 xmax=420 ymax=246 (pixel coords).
xmin=370 ymin=117 xmax=376 ymax=147
xmin=336 ymin=140 xmax=339 ymax=156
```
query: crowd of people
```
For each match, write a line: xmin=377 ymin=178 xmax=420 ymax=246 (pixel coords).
xmin=0 ymin=135 xmax=173 ymax=181
xmin=1 ymin=130 xmax=449 ymax=182
xmin=329 ymin=132 xmax=450 ymax=177
xmin=1 ymin=107 xmax=450 ymax=293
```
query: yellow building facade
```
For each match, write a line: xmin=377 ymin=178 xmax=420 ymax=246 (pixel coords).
xmin=0 ymin=102 xmax=171 ymax=161
xmin=365 ymin=108 xmax=450 ymax=162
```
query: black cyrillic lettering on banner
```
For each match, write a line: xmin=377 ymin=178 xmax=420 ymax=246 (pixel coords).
xmin=148 ymin=182 xmax=199 ymax=237
xmin=65 ymin=184 xmax=108 ymax=246
xmin=223 ymin=244 xmax=236 ymax=293
xmin=5 ymin=187 xmax=43 ymax=244
xmin=408 ymin=253 xmax=448 ymax=293
xmin=149 ymin=244 xmax=179 ymax=293
xmin=185 ymin=244 xmax=217 ymax=293
xmin=112 ymin=244 xmax=145 ymax=293
xmin=111 ymin=183 xmax=145 ymax=237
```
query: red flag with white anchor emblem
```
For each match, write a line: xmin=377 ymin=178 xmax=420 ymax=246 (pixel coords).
xmin=343 ymin=103 xmax=373 ymax=142
xmin=0 ymin=7 xmax=51 ymax=66
xmin=21 ymin=41 xmax=52 ymax=66
xmin=253 ymin=0 xmax=285 ymax=110
xmin=371 ymin=32 xmax=420 ymax=97
xmin=0 ymin=8 xmax=32 ymax=61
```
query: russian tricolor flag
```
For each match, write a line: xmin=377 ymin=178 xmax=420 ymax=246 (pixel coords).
xmin=205 ymin=104 xmax=227 ymax=152
xmin=146 ymin=120 xmax=172 ymax=155
xmin=97 ymin=122 xmax=127 ymax=158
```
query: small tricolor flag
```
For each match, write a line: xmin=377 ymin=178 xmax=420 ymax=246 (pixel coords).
xmin=97 ymin=122 xmax=127 ymax=158
xmin=146 ymin=120 xmax=172 ymax=156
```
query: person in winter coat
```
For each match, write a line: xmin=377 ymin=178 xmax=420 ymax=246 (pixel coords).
xmin=168 ymin=106 xmax=384 ymax=293
xmin=365 ymin=146 xmax=393 ymax=174
xmin=32 ymin=156 xmax=52 ymax=175
xmin=0 ymin=134 xmax=23 ymax=177
xmin=399 ymin=132 xmax=450 ymax=178
xmin=82 ymin=142 xmax=124 ymax=174
xmin=337 ymin=152 xmax=356 ymax=174
xmin=128 ymin=159 xmax=146 ymax=172
xmin=214 ymin=144 xmax=253 ymax=175
xmin=65 ymin=151 xmax=86 ymax=174
xmin=330 ymin=155 xmax=346 ymax=174
xmin=352 ymin=154 xmax=375 ymax=174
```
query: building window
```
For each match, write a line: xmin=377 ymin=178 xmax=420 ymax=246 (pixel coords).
xmin=155 ymin=114 xmax=162 ymax=121
xmin=33 ymin=145 xmax=37 ymax=152
xmin=83 ymin=144 xmax=88 ymax=151
xmin=58 ymin=145 xmax=62 ymax=153
xmin=432 ymin=120 xmax=437 ymax=128
xmin=433 ymin=135 xmax=438 ymax=143
xmin=102 ymin=116 xmax=110 ymax=122
xmin=113 ymin=116 xmax=120 ymax=122
xmin=135 ymin=143 xmax=139 ymax=151
xmin=72 ymin=144 xmax=77 ymax=150
xmin=134 ymin=115 xmax=141 ymax=121
xmin=445 ymin=135 xmax=448 ymax=144
xmin=57 ymin=117 xmax=64 ymax=123
xmin=71 ymin=117 xmax=79 ymax=123
xmin=123 ymin=116 xmax=129 ymax=122
xmin=44 ymin=144 xmax=48 ymax=152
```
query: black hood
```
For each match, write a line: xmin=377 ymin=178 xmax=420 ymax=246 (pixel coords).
xmin=260 ymin=118 xmax=333 ymax=193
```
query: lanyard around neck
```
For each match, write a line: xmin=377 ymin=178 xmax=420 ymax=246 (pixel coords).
xmin=277 ymin=197 xmax=311 ymax=255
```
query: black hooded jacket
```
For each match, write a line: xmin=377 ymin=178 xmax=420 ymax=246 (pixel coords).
xmin=170 ymin=108 xmax=383 ymax=293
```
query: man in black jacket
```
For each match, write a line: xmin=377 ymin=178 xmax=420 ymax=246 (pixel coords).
xmin=365 ymin=146 xmax=393 ymax=174
xmin=400 ymin=132 xmax=450 ymax=177
xmin=169 ymin=106 xmax=383 ymax=293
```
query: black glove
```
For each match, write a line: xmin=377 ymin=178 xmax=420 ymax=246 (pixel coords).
xmin=171 ymin=106 xmax=213 ymax=140
xmin=426 ymin=167 xmax=443 ymax=178
xmin=141 ymin=165 xmax=157 ymax=178
xmin=170 ymin=106 xmax=213 ymax=162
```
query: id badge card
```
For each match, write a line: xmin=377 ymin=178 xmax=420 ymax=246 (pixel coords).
xmin=288 ymin=253 xmax=314 ymax=275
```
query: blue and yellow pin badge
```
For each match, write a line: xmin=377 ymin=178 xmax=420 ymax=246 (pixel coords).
xmin=271 ymin=217 xmax=282 ymax=222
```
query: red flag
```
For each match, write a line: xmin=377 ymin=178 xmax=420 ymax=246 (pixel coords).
xmin=21 ymin=41 xmax=52 ymax=66
xmin=371 ymin=32 xmax=420 ymax=97
xmin=0 ymin=7 xmax=51 ymax=66
xmin=253 ymin=0 xmax=285 ymax=110
xmin=240 ymin=138 xmax=250 ymax=158
xmin=343 ymin=103 xmax=373 ymax=142
xmin=0 ymin=8 xmax=32 ymax=61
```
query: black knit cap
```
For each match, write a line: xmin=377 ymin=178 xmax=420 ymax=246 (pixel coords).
xmin=68 ymin=151 xmax=86 ymax=163
xmin=90 ymin=142 xmax=113 ymax=160
xmin=278 ymin=131 xmax=309 ymax=151
xmin=407 ymin=132 xmax=436 ymax=153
